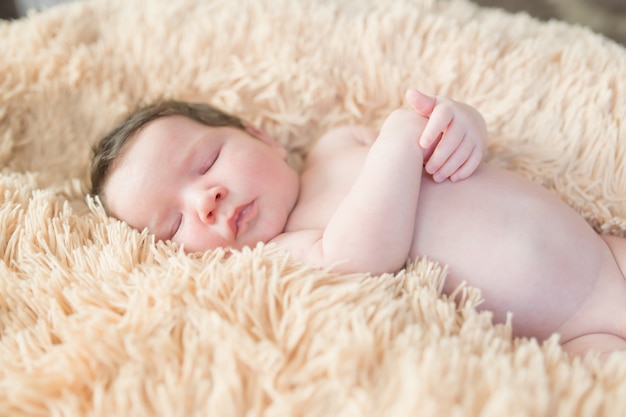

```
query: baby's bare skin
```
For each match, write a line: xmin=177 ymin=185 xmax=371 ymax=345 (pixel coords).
xmin=100 ymin=90 xmax=626 ymax=355
xmin=286 ymin=125 xmax=626 ymax=348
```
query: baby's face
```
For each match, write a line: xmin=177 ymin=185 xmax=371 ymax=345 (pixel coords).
xmin=103 ymin=115 xmax=300 ymax=252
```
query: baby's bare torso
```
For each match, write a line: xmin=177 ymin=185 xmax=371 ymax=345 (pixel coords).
xmin=287 ymin=142 xmax=626 ymax=340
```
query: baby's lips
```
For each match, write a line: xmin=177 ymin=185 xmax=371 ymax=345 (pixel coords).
xmin=228 ymin=201 xmax=256 ymax=237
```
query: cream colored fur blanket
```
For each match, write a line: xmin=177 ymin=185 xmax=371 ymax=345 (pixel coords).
xmin=1 ymin=0 xmax=626 ymax=415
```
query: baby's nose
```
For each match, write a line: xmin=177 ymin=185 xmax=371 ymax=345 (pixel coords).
xmin=196 ymin=186 xmax=227 ymax=224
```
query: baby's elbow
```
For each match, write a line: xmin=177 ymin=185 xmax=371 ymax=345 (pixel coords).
xmin=312 ymin=239 xmax=408 ymax=275
xmin=324 ymin=255 xmax=406 ymax=276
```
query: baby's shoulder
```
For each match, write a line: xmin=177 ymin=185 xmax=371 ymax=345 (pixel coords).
xmin=308 ymin=125 xmax=377 ymax=159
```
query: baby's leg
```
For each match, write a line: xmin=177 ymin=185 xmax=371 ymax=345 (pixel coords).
xmin=562 ymin=333 xmax=626 ymax=358
xmin=557 ymin=234 xmax=626 ymax=358
xmin=602 ymin=234 xmax=626 ymax=278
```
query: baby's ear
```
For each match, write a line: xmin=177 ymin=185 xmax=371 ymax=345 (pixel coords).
xmin=245 ymin=125 xmax=288 ymax=159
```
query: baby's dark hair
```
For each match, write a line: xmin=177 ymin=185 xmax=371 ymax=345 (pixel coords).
xmin=90 ymin=100 xmax=246 ymax=203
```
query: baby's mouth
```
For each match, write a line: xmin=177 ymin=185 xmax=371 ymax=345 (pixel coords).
xmin=229 ymin=201 xmax=256 ymax=237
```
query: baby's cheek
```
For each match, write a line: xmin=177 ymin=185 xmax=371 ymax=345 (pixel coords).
xmin=179 ymin=228 xmax=221 ymax=253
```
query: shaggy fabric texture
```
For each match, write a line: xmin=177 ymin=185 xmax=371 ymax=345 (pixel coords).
xmin=1 ymin=0 xmax=625 ymax=415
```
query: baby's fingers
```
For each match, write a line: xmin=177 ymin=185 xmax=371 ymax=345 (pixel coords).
xmin=449 ymin=147 xmax=483 ymax=182
xmin=418 ymin=104 xmax=453 ymax=149
xmin=405 ymin=89 xmax=436 ymax=117
xmin=424 ymin=120 xmax=464 ymax=176
xmin=405 ymin=89 xmax=450 ymax=149
xmin=430 ymin=139 xmax=474 ymax=182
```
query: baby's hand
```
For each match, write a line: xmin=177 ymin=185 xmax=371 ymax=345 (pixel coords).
xmin=405 ymin=89 xmax=486 ymax=182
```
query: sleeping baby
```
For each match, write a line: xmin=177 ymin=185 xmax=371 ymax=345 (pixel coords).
xmin=90 ymin=89 xmax=626 ymax=358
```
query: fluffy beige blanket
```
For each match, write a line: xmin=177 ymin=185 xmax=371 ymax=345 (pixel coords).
xmin=1 ymin=0 xmax=625 ymax=415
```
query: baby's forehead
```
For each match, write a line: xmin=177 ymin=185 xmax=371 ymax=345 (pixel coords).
xmin=121 ymin=115 xmax=197 ymax=155
xmin=103 ymin=126 xmax=181 ymax=229
xmin=108 ymin=117 xmax=180 ymax=176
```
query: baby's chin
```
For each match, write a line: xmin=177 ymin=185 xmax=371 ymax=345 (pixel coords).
xmin=178 ymin=238 xmax=266 ymax=255
xmin=173 ymin=224 xmax=282 ymax=254
xmin=182 ymin=244 xmax=269 ymax=261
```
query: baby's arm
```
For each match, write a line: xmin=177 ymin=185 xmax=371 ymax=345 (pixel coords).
xmin=276 ymin=106 xmax=427 ymax=274
xmin=274 ymin=90 xmax=486 ymax=274
xmin=321 ymin=109 xmax=426 ymax=273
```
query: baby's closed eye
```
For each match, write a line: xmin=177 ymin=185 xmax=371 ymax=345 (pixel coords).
xmin=200 ymin=149 xmax=220 ymax=174
xmin=168 ymin=214 xmax=183 ymax=241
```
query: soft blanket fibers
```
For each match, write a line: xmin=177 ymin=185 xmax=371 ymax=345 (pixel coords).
xmin=1 ymin=0 xmax=625 ymax=415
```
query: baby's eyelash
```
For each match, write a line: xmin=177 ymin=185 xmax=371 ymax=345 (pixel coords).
xmin=170 ymin=215 xmax=183 ymax=239
xmin=201 ymin=150 xmax=220 ymax=174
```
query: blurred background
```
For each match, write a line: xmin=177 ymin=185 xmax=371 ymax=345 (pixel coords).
xmin=0 ymin=0 xmax=624 ymax=46
xmin=472 ymin=0 xmax=625 ymax=45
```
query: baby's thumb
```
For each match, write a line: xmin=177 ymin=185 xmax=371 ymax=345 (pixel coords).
xmin=405 ymin=89 xmax=436 ymax=117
